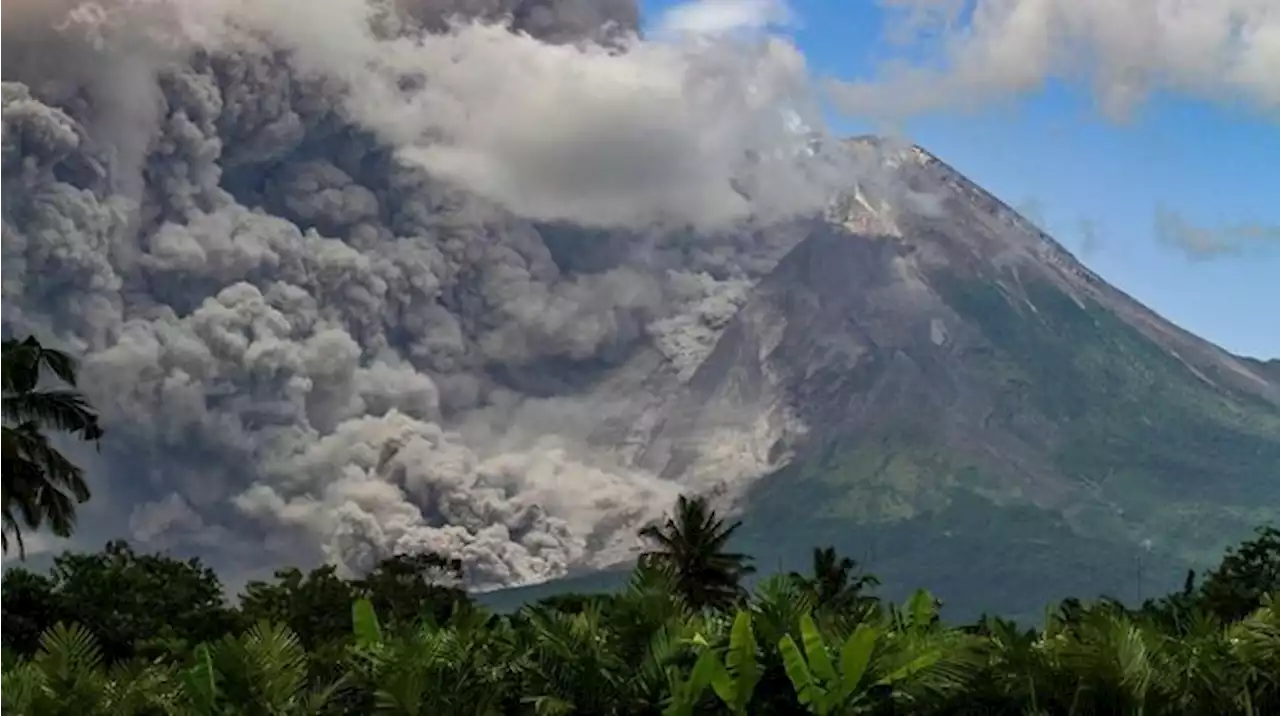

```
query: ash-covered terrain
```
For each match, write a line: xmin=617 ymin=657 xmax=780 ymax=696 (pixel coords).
xmin=4 ymin=0 xmax=1278 ymax=614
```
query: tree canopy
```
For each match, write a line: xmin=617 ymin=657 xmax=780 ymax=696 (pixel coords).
xmin=638 ymin=494 xmax=756 ymax=610
xmin=4 ymin=498 xmax=1277 ymax=715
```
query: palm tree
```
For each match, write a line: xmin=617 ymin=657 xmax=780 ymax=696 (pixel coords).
xmin=0 ymin=622 xmax=183 ymax=716
xmin=789 ymin=546 xmax=880 ymax=613
xmin=638 ymin=494 xmax=755 ymax=611
xmin=2 ymin=336 xmax=104 ymax=557
xmin=203 ymin=621 xmax=347 ymax=714
xmin=349 ymin=599 xmax=509 ymax=715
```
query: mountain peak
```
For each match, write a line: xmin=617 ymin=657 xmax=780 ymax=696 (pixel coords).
xmin=829 ymin=136 xmax=1280 ymax=406
xmin=611 ymin=141 xmax=1280 ymax=618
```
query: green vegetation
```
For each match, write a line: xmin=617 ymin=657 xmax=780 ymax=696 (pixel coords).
xmin=724 ymin=278 xmax=1280 ymax=621
xmin=941 ymin=279 xmax=1280 ymax=505
xmin=2 ymin=336 xmax=104 ymax=557
xmin=638 ymin=494 xmax=756 ymax=610
xmin=4 ymin=497 xmax=1278 ymax=715
xmin=736 ymin=473 xmax=1192 ymax=623
xmin=945 ymin=278 xmax=1280 ymax=570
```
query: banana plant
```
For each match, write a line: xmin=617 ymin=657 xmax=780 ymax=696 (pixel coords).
xmin=657 ymin=609 xmax=765 ymax=716
xmin=707 ymin=610 xmax=762 ymax=715
xmin=777 ymin=613 xmax=883 ymax=715
xmin=662 ymin=641 xmax=720 ymax=716
xmin=352 ymin=598 xmax=384 ymax=645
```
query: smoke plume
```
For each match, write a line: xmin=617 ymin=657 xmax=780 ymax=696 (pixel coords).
xmin=1 ymin=0 xmax=857 ymax=585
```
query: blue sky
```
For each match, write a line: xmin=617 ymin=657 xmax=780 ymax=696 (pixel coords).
xmin=644 ymin=0 xmax=1279 ymax=359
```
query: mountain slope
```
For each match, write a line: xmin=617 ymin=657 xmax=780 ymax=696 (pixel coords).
xmin=492 ymin=139 xmax=1280 ymax=620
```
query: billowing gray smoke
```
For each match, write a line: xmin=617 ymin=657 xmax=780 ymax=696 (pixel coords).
xmin=2 ymin=0 xmax=854 ymax=586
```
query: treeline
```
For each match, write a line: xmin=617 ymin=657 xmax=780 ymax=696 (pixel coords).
xmin=3 ymin=496 xmax=1278 ymax=715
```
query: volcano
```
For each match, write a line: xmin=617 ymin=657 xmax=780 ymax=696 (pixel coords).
xmin=4 ymin=4 xmax=1276 ymax=617
xmin=491 ymin=138 xmax=1280 ymax=620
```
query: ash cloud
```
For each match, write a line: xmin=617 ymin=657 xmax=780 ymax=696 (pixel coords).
xmin=1 ymin=0 xmax=842 ymax=583
xmin=212 ymin=0 xmax=848 ymax=230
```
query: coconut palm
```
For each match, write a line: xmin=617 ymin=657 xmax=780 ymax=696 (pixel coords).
xmin=638 ymin=495 xmax=756 ymax=611
xmin=2 ymin=336 xmax=104 ymax=557
xmin=790 ymin=546 xmax=880 ymax=614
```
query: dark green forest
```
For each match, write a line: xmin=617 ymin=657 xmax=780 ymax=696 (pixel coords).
xmin=3 ymin=337 xmax=1279 ymax=714
xmin=2 ymin=499 xmax=1278 ymax=715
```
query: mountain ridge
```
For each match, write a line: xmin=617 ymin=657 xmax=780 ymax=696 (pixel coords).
xmin=483 ymin=137 xmax=1280 ymax=620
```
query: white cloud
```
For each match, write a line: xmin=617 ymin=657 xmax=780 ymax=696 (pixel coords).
xmin=656 ymin=0 xmax=794 ymax=36
xmin=831 ymin=0 xmax=1280 ymax=120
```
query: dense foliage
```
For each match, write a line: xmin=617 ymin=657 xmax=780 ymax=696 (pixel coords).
xmin=3 ymin=499 xmax=1277 ymax=715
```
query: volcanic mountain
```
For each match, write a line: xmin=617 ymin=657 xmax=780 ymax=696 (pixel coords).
xmin=6 ymin=0 xmax=1277 ymax=625
xmin=490 ymin=138 xmax=1280 ymax=620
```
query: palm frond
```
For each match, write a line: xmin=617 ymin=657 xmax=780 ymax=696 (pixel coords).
xmin=4 ymin=389 xmax=103 ymax=441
